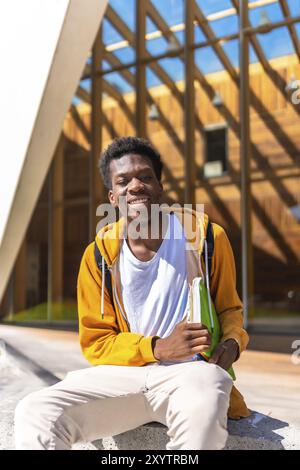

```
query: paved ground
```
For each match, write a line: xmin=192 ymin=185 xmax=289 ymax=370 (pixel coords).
xmin=1 ymin=324 xmax=300 ymax=450
xmin=0 ymin=343 xmax=49 ymax=449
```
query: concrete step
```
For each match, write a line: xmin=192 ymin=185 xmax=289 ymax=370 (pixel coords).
xmin=74 ymin=412 xmax=300 ymax=450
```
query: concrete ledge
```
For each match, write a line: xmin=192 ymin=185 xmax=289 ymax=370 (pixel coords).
xmin=74 ymin=413 xmax=300 ymax=450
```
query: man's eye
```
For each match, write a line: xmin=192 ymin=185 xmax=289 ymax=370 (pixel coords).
xmin=118 ymin=180 xmax=127 ymax=186
xmin=140 ymin=175 xmax=152 ymax=182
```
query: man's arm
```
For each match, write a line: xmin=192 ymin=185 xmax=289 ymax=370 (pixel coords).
xmin=209 ymin=224 xmax=249 ymax=365
xmin=77 ymin=243 xmax=158 ymax=366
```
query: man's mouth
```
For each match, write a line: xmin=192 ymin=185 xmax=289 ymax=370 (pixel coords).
xmin=128 ymin=197 xmax=150 ymax=206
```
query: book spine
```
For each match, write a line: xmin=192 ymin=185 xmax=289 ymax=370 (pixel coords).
xmin=192 ymin=278 xmax=201 ymax=324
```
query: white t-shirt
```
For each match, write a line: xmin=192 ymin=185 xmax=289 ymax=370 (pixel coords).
xmin=119 ymin=213 xmax=199 ymax=363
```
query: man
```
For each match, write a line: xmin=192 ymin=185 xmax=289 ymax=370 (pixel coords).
xmin=14 ymin=137 xmax=250 ymax=450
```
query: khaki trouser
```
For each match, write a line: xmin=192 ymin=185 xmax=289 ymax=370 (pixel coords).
xmin=14 ymin=361 xmax=233 ymax=450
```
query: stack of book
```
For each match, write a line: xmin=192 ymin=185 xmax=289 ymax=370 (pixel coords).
xmin=187 ymin=277 xmax=236 ymax=380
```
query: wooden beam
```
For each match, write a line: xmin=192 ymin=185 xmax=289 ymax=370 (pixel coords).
xmin=245 ymin=14 xmax=300 ymax=35
xmin=103 ymin=50 xmax=135 ymax=86
xmin=278 ymin=0 xmax=300 ymax=62
xmin=47 ymin=162 xmax=53 ymax=321
xmin=136 ymin=2 xmax=208 ymax=138
xmin=76 ymin=85 xmax=91 ymax=104
xmin=147 ymin=1 xmax=181 ymax=48
xmin=99 ymin=1 xmax=299 ymax=61
xmin=76 ymin=80 xmax=134 ymax=125
xmin=102 ymin=0 xmax=279 ymax=55
xmin=13 ymin=237 xmax=27 ymax=312
xmin=194 ymin=2 xmax=239 ymax=85
xmin=90 ymin=26 xmax=104 ymax=241
xmin=70 ymin=104 xmax=91 ymax=144
xmin=231 ymin=0 xmax=300 ymax=116
xmin=102 ymin=80 xmax=135 ymax=124
xmin=106 ymin=4 xmax=133 ymax=42
xmin=105 ymin=4 xmax=184 ymax=108
xmin=239 ymin=0 xmax=254 ymax=327
xmin=105 ymin=2 xmax=185 ymax=135
xmin=104 ymin=51 xmax=185 ymax=156
xmin=136 ymin=0 xmax=147 ymax=137
xmin=184 ymin=0 xmax=196 ymax=205
xmin=52 ymin=134 xmax=64 ymax=302
xmin=82 ymin=63 xmax=92 ymax=78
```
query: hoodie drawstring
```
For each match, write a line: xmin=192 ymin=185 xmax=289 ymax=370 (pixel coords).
xmin=204 ymin=239 xmax=214 ymax=329
xmin=101 ymin=255 xmax=105 ymax=320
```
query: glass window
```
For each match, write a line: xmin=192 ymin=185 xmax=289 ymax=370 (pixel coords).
xmin=221 ymin=39 xmax=239 ymax=68
xmin=196 ymin=0 xmax=233 ymax=16
xmin=111 ymin=46 xmax=135 ymax=66
xmin=203 ymin=125 xmax=228 ymax=178
xmin=104 ymin=71 xmax=134 ymax=94
xmin=158 ymin=57 xmax=184 ymax=83
xmin=195 ymin=46 xmax=224 ymax=74
xmin=150 ymin=0 xmax=184 ymax=27
xmin=287 ymin=0 xmax=300 ymax=15
xmin=255 ymin=26 xmax=294 ymax=60
xmin=103 ymin=18 xmax=125 ymax=46
xmin=108 ymin=0 xmax=135 ymax=32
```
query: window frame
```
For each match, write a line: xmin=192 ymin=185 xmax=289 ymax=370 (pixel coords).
xmin=203 ymin=123 xmax=229 ymax=179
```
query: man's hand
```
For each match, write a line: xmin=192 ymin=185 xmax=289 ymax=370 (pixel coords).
xmin=152 ymin=320 xmax=211 ymax=362
xmin=208 ymin=339 xmax=239 ymax=370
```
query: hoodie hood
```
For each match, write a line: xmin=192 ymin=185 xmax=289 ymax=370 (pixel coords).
xmin=95 ymin=205 xmax=209 ymax=267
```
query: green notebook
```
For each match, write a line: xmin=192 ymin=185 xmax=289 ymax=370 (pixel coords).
xmin=188 ymin=277 xmax=236 ymax=381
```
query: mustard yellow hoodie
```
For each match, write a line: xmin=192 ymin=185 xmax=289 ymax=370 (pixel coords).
xmin=77 ymin=207 xmax=251 ymax=419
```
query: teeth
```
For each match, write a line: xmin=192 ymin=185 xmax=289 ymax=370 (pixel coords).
xmin=129 ymin=199 xmax=148 ymax=204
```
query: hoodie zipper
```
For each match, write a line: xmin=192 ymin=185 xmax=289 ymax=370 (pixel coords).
xmin=108 ymin=265 xmax=131 ymax=331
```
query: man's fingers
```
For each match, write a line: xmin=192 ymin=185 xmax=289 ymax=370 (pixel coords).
xmin=185 ymin=322 xmax=208 ymax=330
xmin=217 ymin=356 xmax=230 ymax=371
xmin=189 ymin=336 xmax=211 ymax=348
xmin=185 ymin=329 xmax=210 ymax=340
xmin=208 ymin=344 xmax=225 ymax=364
xmin=191 ymin=344 xmax=211 ymax=354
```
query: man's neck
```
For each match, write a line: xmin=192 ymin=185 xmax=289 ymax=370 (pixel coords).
xmin=125 ymin=211 xmax=169 ymax=260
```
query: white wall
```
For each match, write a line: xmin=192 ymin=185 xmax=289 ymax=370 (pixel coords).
xmin=0 ymin=0 xmax=69 ymax=245
xmin=0 ymin=0 xmax=108 ymax=302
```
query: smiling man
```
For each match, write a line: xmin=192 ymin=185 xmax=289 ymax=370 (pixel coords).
xmin=14 ymin=137 xmax=250 ymax=450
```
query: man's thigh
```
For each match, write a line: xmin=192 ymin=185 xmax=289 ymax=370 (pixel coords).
xmin=60 ymin=364 xmax=151 ymax=398
xmin=24 ymin=364 xmax=154 ymax=443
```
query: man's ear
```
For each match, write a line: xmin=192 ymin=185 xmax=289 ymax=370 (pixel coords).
xmin=108 ymin=189 xmax=117 ymax=207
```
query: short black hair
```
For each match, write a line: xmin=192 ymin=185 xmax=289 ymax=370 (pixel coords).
xmin=99 ymin=136 xmax=163 ymax=190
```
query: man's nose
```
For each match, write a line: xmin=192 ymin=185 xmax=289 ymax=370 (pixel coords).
xmin=128 ymin=178 xmax=144 ymax=192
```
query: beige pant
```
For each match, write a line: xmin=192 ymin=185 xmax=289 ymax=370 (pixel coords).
xmin=14 ymin=360 xmax=233 ymax=450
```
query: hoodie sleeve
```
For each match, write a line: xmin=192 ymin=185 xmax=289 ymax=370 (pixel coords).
xmin=77 ymin=242 xmax=158 ymax=366
xmin=209 ymin=224 xmax=249 ymax=358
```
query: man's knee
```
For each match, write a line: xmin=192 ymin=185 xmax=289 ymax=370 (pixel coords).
xmin=14 ymin=390 xmax=42 ymax=425
xmin=14 ymin=388 xmax=77 ymax=449
xmin=178 ymin=362 xmax=233 ymax=393
xmin=169 ymin=363 xmax=233 ymax=425
xmin=203 ymin=363 xmax=233 ymax=393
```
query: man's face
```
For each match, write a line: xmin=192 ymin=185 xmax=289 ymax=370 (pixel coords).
xmin=108 ymin=153 xmax=163 ymax=222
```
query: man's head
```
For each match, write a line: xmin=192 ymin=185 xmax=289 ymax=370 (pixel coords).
xmin=99 ymin=137 xmax=164 ymax=222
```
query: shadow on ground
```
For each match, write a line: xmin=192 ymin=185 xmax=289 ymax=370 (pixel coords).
xmin=83 ymin=412 xmax=292 ymax=450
